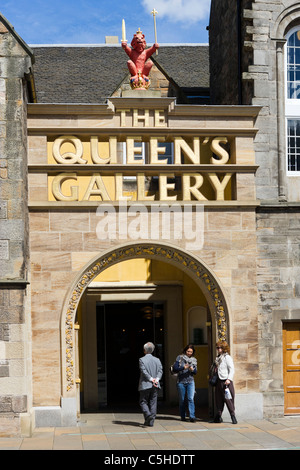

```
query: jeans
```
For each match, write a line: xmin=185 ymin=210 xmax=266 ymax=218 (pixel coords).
xmin=177 ymin=381 xmax=195 ymax=419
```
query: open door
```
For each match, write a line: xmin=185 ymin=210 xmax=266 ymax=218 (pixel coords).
xmin=96 ymin=301 xmax=165 ymax=408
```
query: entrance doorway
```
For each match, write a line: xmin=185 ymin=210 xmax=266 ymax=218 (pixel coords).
xmin=96 ymin=301 xmax=165 ymax=408
xmin=80 ymin=282 xmax=182 ymax=413
xmin=283 ymin=321 xmax=300 ymax=415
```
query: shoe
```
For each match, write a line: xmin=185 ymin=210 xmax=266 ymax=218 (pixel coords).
xmin=144 ymin=415 xmax=155 ymax=426
xmin=180 ymin=417 xmax=186 ymax=421
xmin=144 ymin=415 xmax=151 ymax=426
xmin=213 ymin=415 xmax=223 ymax=423
xmin=189 ymin=418 xmax=196 ymax=422
xmin=149 ymin=414 xmax=155 ymax=427
xmin=231 ymin=415 xmax=238 ymax=424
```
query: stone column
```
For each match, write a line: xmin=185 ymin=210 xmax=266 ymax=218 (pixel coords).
xmin=275 ymin=39 xmax=287 ymax=202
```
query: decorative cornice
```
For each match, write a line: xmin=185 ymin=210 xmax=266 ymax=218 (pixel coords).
xmin=29 ymin=200 xmax=260 ymax=210
xmin=28 ymin=164 xmax=259 ymax=173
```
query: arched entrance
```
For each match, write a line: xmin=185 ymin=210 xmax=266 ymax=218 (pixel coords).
xmin=60 ymin=242 xmax=231 ymax=418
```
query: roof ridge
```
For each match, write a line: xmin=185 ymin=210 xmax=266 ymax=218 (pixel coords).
xmin=30 ymin=43 xmax=208 ymax=48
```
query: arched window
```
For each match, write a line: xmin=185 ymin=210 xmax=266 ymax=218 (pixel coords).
xmin=287 ymin=28 xmax=300 ymax=99
xmin=286 ymin=27 xmax=300 ymax=174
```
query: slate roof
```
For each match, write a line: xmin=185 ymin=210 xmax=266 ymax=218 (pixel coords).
xmin=152 ymin=45 xmax=209 ymax=89
xmin=31 ymin=44 xmax=209 ymax=104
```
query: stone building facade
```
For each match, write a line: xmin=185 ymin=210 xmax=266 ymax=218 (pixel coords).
xmin=0 ymin=15 xmax=34 ymax=435
xmin=0 ymin=0 xmax=300 ymax=436
xmin=209 ymin=0 xmax=300 ymax=417
xmin=26 ymin=100 xmax=260 ymax=428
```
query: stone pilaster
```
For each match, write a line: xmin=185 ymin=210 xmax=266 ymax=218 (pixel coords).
xmin=0 ymin=14 xmax=34 ymax=435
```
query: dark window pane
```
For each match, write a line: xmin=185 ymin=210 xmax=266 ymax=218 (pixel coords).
xmin=287 ymin=119 xmax=300 ymax=172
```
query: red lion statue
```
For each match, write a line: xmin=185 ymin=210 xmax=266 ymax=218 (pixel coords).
xmin=121 ymin=29 xmax=159 ymax=90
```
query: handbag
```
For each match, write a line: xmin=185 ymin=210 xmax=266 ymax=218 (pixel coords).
xmin=169 ymin=364 xmax=178 ymax=377
xmin=169 ymin=355 xmax=183 ymax=377
xmin=209 ymin=364 xmax=218 ymax=387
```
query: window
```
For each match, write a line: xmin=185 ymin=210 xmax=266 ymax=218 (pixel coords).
xmin=122 ymin=141 xmax=145 ymax=164
xmin=121 ymin=141 xmax=174 ymax=183
xmin=122 ymin=141 xmax=174 ymax=165
xmin=157 ymin=142 xmax=174 ymax=165
xmin=287 ymin=119 xmax=300 ymax=172
xmin=285 ymin=27 xmax=300 ymax=174
xmin=287 ymin=30 xmax=300 ymax=99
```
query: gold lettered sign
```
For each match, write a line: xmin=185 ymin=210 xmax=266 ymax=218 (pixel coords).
xmin=48 ymin=133 xmax=234 ymax=202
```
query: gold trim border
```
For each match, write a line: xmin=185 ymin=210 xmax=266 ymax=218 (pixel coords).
xmin=64 ymin=244 xmax=228 ymax=392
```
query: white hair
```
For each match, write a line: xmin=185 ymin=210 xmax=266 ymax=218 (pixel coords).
xmin=144 ymin=342 xmax=155 ymax=354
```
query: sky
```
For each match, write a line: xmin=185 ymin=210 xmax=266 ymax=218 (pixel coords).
xmin=0 ymin=0 xmax=211 ymax=45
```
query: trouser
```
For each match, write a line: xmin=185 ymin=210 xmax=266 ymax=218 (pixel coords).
xmin=177 ymin=381 xmax=196 ymax=419
xmin=139 ymin=387 xmax=158 ymax=422
xmin=215 ymin=379 xmax=235 ymax=417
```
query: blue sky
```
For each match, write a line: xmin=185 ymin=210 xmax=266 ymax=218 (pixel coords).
xmin=0 ymin=0 xmax=211 ymax=45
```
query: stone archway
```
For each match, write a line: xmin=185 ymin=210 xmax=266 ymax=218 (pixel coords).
xmin=61 ymin=242 xmax=230 ymax=397
xmin=272 ymin=4 xmax=300 ymax=38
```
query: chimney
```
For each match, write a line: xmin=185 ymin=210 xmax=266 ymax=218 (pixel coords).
xmin=105 ymin=36 xmax=119 ymax=44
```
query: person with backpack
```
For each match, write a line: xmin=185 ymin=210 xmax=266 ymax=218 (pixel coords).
xmin=172 ymin=344 xmax=197 ymax=422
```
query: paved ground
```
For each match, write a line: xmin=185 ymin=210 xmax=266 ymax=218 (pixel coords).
xmin=0 ymin=408 xmax=300 ymax=451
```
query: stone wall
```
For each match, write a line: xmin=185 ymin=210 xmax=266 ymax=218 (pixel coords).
xmin=28 ymin=207 xmax=260 ymax=410
xmin=210 ymin=0 xmax=300 ymax=417
xmin=0 ymin=16 xmax=33 ymax=435
xmin=257 ymin=206 xmax=300 ymax=416
xmin=26 ymin=101 xmax=261 ymax=423
xmin=242 ymin=0 xmax=300 ymax=417
xmin=209 ymin=0 xmax=240 ymax=105
xmin=209 ymin=0 xmax=254 ymax=106
xmin=210 ymin=0 xmax=300 ymax=202
xmin=210 ymin=0 xmax=279 ymax=200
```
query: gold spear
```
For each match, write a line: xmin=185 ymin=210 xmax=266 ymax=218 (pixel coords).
xmin=151 ymin=8 xmax=158 ymax=55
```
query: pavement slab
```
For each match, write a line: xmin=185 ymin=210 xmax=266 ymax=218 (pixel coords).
xmin=0 ymin=411 xmax=300 ymax=451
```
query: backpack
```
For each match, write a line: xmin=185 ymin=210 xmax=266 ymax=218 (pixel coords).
xmin=169 ymin=355 xmax=183 ymax=377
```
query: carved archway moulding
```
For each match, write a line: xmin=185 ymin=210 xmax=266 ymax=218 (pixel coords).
xmin=61 ymin=242 xmax=230 ymax=395
xmin=273 ymin=5 xmax=300 ymax=38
